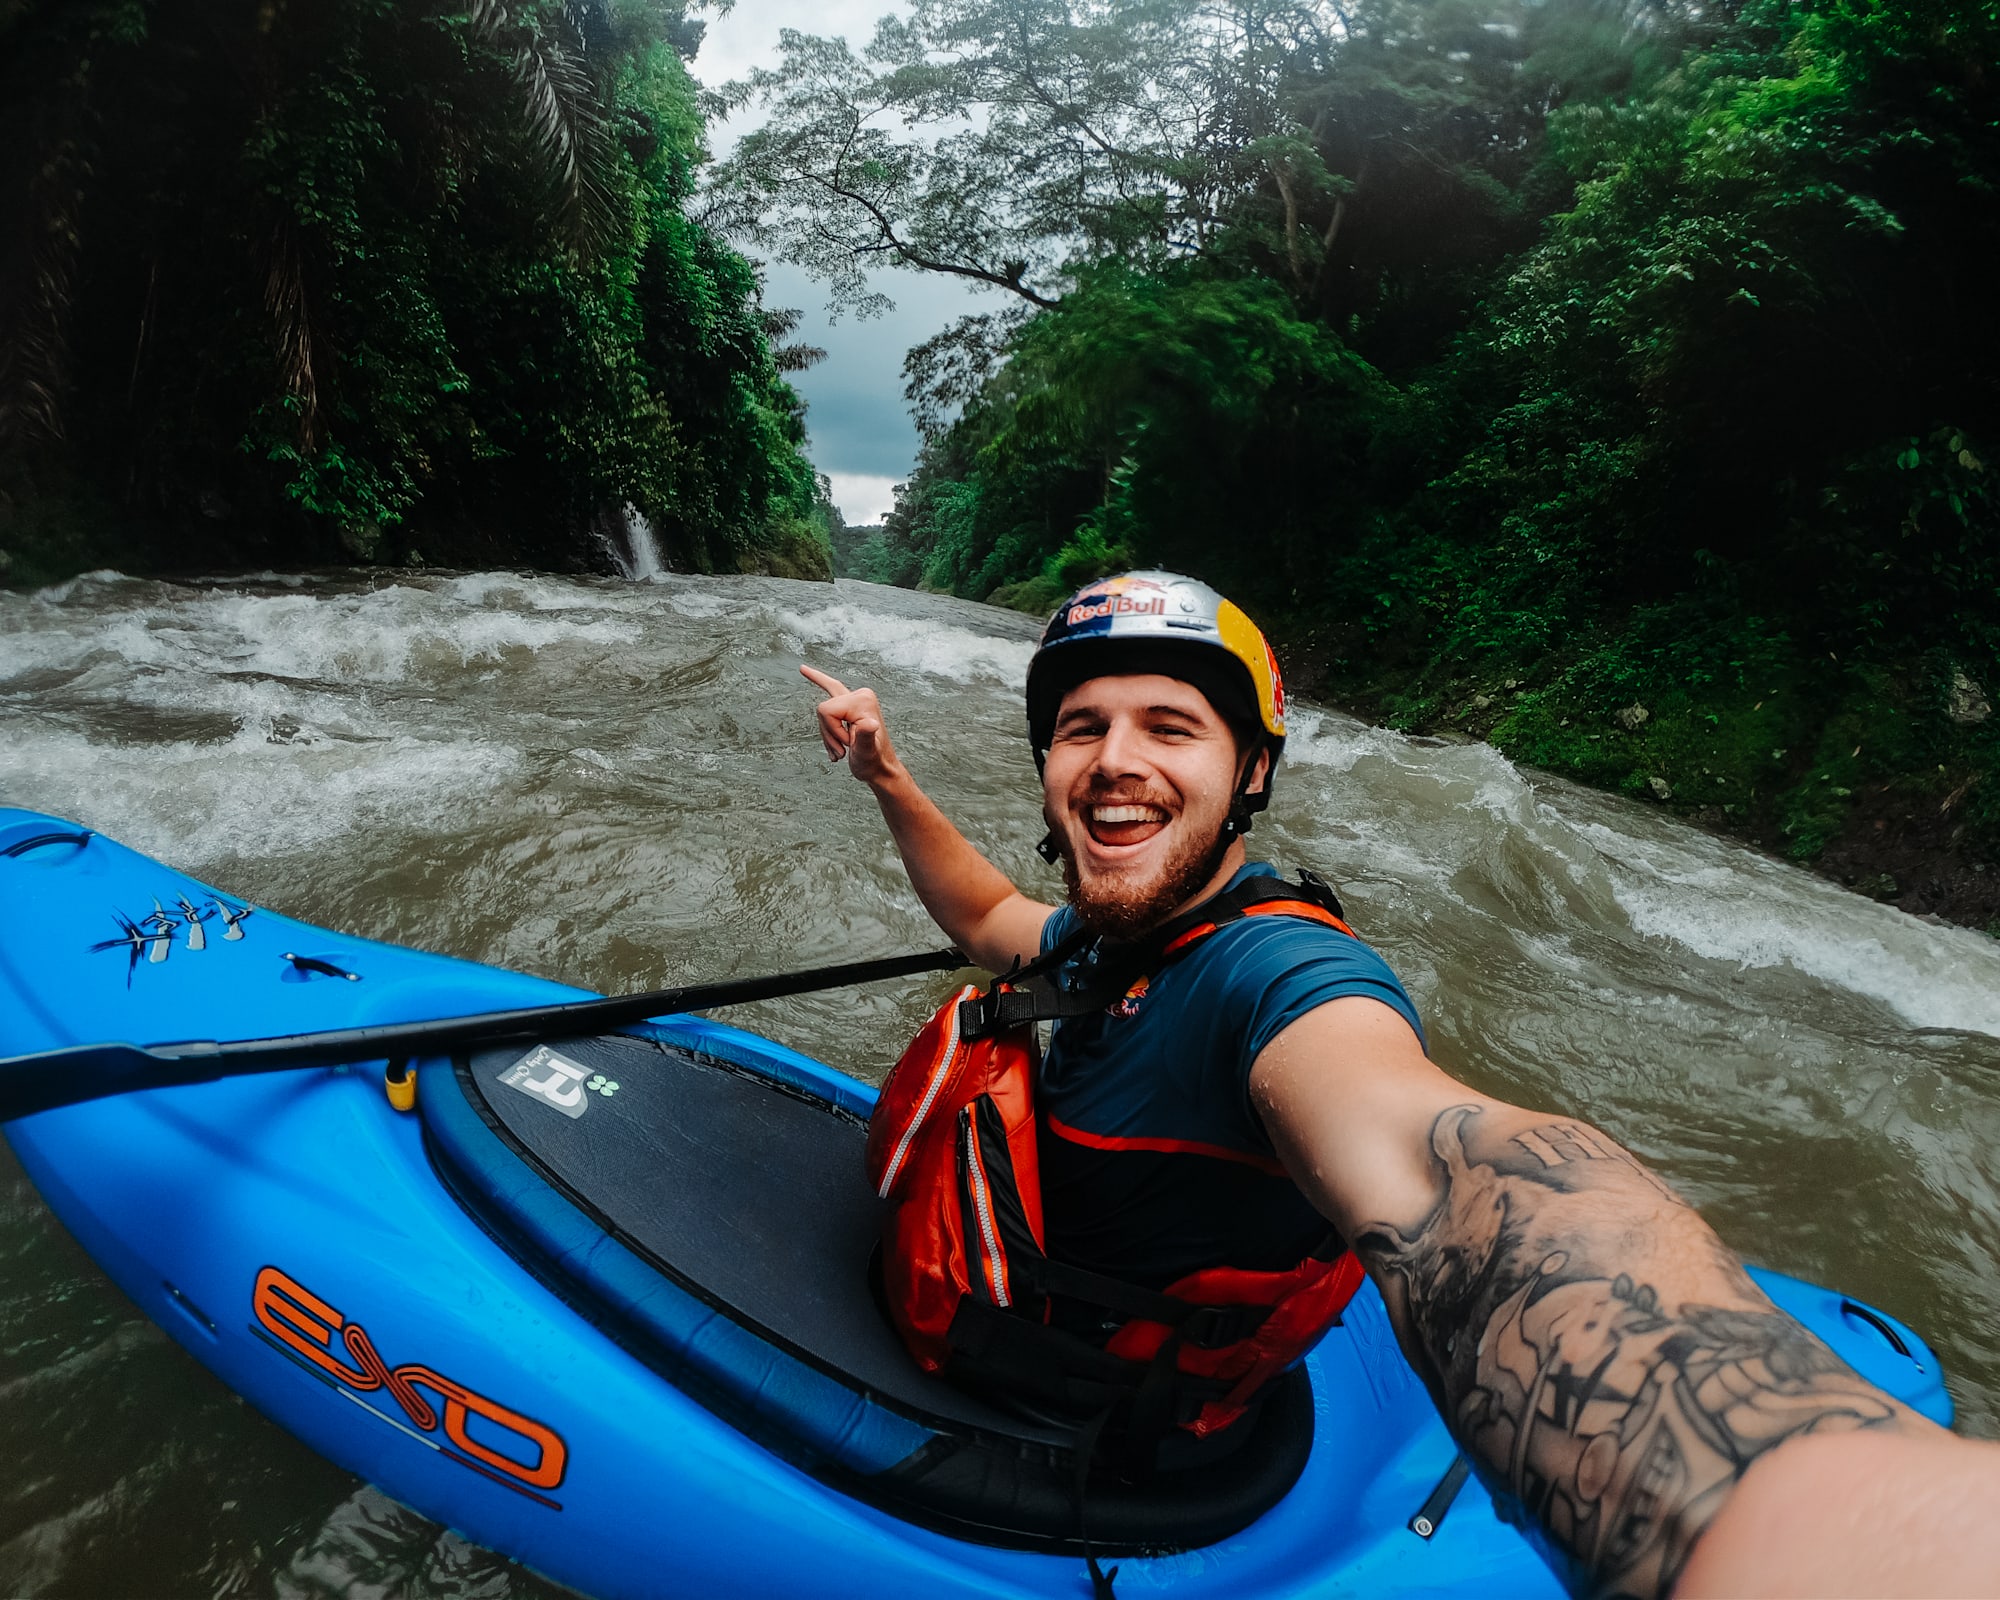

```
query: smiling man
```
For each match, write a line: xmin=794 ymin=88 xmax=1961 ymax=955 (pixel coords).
xmin=803 ymin=571 xmax=1999 ymax=1600
xmin=804 ymin=576 xmax=1407 ymax=1374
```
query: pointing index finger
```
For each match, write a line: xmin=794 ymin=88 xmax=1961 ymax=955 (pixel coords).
xmin=799 ymin=664 xmax=849 ymax=698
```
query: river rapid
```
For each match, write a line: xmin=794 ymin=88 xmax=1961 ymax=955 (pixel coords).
xmin=3 ymin=568 xmax=1999 ymax=1596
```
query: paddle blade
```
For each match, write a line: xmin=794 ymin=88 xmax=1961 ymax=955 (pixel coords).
xmin=0 ymin=1041 xmax=222 ymax=1121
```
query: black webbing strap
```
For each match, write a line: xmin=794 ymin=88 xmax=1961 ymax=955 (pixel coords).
xmin=955 ymin=924 xmax=1107 ymax=1040
xmin=947 ymin=1301 xmax=1146 ymax=1413
xmin=957 ymin=871 xmax=1349 ymax=1042
xmin=1145 ymin=867 xmax=1347 ymax=947
xmin=1024 ymin=1256 xmax=1272 ymax=1349
xmin=1013 ymin=924 xmax=1097 ymax=981
xmin=947 ymin=1297 xmax=1240 ymax=1404
xmin=1119 ymin=1329 xmax=1186 ymax=1476
xmin=957 ymin=980 xmax=1122 ymax=1039
xmin=1073 ymin=1404 xmax=1120 ymax=1599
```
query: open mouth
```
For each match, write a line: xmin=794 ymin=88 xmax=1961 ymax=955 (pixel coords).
xmin=1083 ymin=802 xmax=1170 ymax=849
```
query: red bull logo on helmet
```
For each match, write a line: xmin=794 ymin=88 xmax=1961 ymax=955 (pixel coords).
xmin=1064 ymin=575 xmax=1169 ymax=628
xmin=1066 ymin=592 xmax=1167 ymax=626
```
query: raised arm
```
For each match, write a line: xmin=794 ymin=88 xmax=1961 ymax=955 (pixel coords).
xmin=801 ymin=665 xmax=1052 ymax=973
xmin=1248 ymin=998 xmax=2000 ymax=1598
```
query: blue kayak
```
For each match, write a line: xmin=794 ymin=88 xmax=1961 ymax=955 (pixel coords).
xmin=0 ymin=808 xmax=1953 ymax=1599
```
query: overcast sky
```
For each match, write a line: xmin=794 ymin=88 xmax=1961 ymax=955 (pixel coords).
xmin=693 ymin=2 xmax=1008 ymax=525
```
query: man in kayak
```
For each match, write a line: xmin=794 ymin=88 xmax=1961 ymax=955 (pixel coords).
xmin=803 ymin=570 xmax=2000 ymax=1599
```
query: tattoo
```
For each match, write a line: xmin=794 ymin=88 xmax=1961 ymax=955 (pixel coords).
xmin=1357 ymin=1106 xmax=1901 ymax=1600
xmin=1508 ymin=1122 xmax=1683 ymax=1207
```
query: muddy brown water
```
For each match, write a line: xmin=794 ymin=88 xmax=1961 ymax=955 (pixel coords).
xmin=3 ymin=569 xmax=1999 ymax=1596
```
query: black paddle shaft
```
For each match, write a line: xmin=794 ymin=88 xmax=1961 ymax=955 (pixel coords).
xmin=0 ymin=946 xmax=966 ymax=1122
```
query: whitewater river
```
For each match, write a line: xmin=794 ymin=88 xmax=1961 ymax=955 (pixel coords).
xmin=4 ymin=568 xmax=2000 ymax=1595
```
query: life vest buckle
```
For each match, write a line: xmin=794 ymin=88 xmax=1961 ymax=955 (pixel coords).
xmin=956 ymin=989 xmax=1005 ymax=1041
xmin=1179 ymin=1302 xmax=1274 ymax=1350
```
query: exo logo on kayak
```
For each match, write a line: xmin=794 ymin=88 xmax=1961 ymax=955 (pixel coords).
xmin=497 ymin=1045 xmax=618 ymax=1117
xmin=90 ymin=893 xmax=254 ymax=986
xmin=252 ymin=1265 xmax=569 ymax=1506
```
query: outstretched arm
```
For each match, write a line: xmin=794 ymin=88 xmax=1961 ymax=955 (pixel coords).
xmin=1249 ymin=998 xmax=1999 ymax=1598
xmin=801 ymin=665 xmax=1052 ymax=973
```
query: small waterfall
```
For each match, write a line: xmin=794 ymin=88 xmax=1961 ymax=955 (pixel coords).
xmin=595 ymin=504 xmax=666 ymax=581
xmin=621 ymin=506 xmax=665 ymax=581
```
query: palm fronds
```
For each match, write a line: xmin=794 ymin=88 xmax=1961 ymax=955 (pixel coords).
xmin=761 ymin=306 xmax=828 ymax=372
xmin=466 ymin=0 xmax=616 ymax=250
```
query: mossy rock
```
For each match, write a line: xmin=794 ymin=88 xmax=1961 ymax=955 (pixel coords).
xmin=986 ymin=574 xmax=1069 ymax=617
xmin=752 ymin=517 xmax=834 ymax=583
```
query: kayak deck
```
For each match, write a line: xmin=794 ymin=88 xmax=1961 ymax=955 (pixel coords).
xmin=426 ymin=1029 xmax=1318 ymax=1550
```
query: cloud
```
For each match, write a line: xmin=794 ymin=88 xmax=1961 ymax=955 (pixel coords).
xmin=693 ymin=2 xmax=893 ymax=105
xmin=693 ymin=4 xmax=1011 ymax=488
xmin=826 ymin=472 xmax=902 ymax=527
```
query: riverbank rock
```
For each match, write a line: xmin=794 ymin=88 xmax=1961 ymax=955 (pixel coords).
xmin=1616 ymin=703 xmax=1650 ymax=731
xmin=1647 ymin=775 xmax=1673 ymax=801
xmin=1949 ymin=671 xmax=1992 ymax=725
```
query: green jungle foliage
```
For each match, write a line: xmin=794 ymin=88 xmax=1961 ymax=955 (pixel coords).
xmin=731 ymin=0 xmax=2000 ymax=891
xmin=0 ymin=0 xmax=829 ymax=580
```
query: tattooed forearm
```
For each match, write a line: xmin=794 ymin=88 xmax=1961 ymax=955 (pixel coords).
xmin=1355 ymin=1106 xmax=1909 ymax=1600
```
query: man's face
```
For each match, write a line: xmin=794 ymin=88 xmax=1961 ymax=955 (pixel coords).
xmin=1041 ymin=673 xmax=1263 ymax=937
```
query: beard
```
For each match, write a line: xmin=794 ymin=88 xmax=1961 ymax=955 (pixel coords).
xmin=1056 ymin=808 xmax=1234 ymax=941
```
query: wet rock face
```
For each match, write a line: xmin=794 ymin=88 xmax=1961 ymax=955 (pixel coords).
xmin=1819 ymin=788 xmax=2000 ymax=929
xmin=1949 ymin=671 xmax=1991 ymax=725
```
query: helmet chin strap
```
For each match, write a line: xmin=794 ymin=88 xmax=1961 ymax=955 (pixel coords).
xmin=1222 ymin=738 xmax=1271 ymax=838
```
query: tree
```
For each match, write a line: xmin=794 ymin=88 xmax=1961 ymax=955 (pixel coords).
xmin=1452 ymin=0 xmax=2000 ymax=646
xmin=0 ymin=0 xmax=827 ymax=579
xmin=711 ymin=0 xmax=1368 ymax=316
xmin=717 ymin=0 xmax=1691 ymax=443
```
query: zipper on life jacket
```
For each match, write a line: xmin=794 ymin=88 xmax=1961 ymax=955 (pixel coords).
xmin=959 ymin=1101 xmax=1011 ymax=1307
xmin=877 ymin=984 xmax=972 ymax=1198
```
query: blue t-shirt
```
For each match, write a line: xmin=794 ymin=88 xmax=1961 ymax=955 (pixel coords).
xmin=1035 ymin=863 xmax=1424 ymax=1295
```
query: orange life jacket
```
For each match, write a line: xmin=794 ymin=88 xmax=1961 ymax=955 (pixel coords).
xmin=865 ymin=874 xmax=1369 ymax=1449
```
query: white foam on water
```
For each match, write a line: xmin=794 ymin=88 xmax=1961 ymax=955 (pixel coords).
xmin=648 ymin=581 xmax=736 ymax=619
xmin=437 ymin=572 xmax=582 ymax=610
xmin=2 ymin=720 xmax=521 ymax=864
xmin=0 ymin=610 xmax=176 ymax=680
xmin=437 ymin=570 xmax=695 ymax=617
xmin=25 ymin=568 xmax=137 ymax=603
xmin=5 ymin=582 xmax=641 ymax=687
xmin=13 ymin=574 xmax=1997 ymax=1040
xmin=1281 ymin=709 xmax=1580 ymax=877
xmin=1585 ymin=824 xmax=2000 ymax=1038
xmin=1277 ymin=708 xmax=1391 ymax=773
xmin=196 ymin=570 xmax=311 ymax=588
xmin=1282 ymin=707 xmax=2000 ymax=1039
xmin=118 ymin=667 xmax=395 ymax=743
xmin=1285 ymin=710 xmax=1531 ymax=804
xmin=777 ymin=599 xmax=1037 ymax=687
